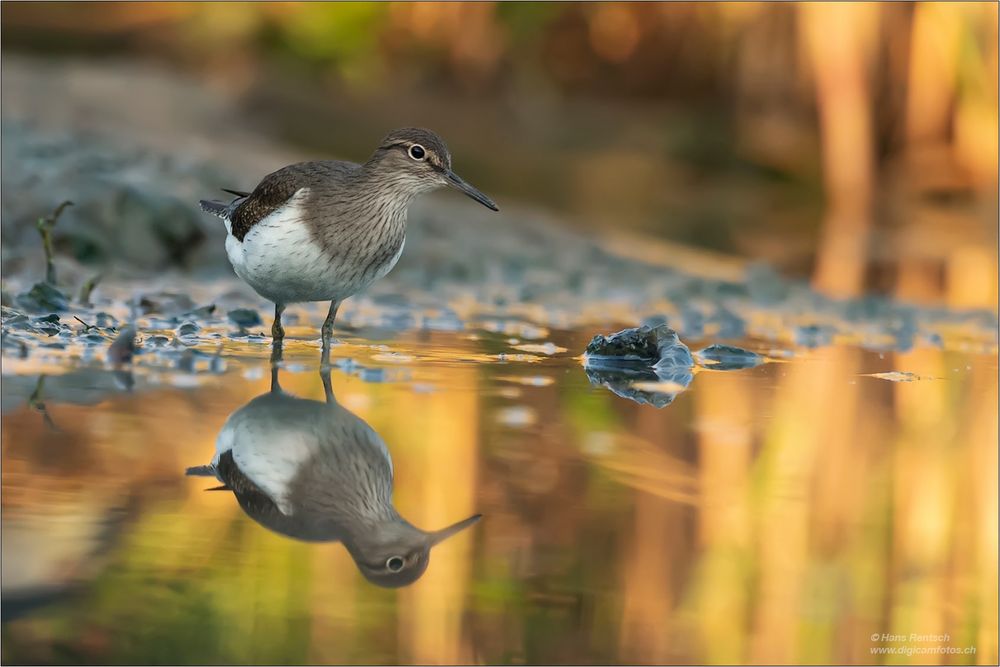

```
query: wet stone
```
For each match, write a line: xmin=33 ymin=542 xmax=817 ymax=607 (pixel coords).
xmin=182 ymin=304 xmax=216 ymax=320
xmin=175 ymin=321 xmax=200 ymax=337
xmin=137 ymin=292 xmax=195 ymax=316
xmin=746 ymin=263 xmax=791 ymax=305
xmin=681 ymin=306 xmax=706 ymax=338
xmin=33 ymin=319 xmax=65 ymax=336
xmin=844 ymin=295 xmax=894 ymax=322
xmin=585 ymin=365 xmax=693 ymax=408
xmin=143 ymin=335 xmax=172 ymax=348
xmin=711 ymin=307 xmax=746 ymax=339
xmin=694 ymin=344 xmax=765 ymax=370
xmin=227 ymin=308 xmax=262 ymax=330
xmin=585 ymin=324 xmax=694 ymax=370
xmin=794 ymin=324 xmax=836 ymax=348
xmin=16 ymin=282 xmax=69 ymax=313
xmin=96 ymin=312 xmax=118 ymax=328
xmin=584 ymin=325 xmax=696 ymax=406
xmin=2 ymin=307 xmax=30 ymax=327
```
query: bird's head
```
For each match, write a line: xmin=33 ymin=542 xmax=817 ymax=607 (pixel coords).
xmin=345 ymin=513 xmax=482 ymax=588
xmin=367 ymin=127 xmax=498 ymax=211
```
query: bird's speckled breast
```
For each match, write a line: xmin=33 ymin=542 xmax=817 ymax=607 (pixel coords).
xmin=305 ymin=186 xmax=410 ymax=297
xmin=230 ymin=187 xmax=409 ymax=304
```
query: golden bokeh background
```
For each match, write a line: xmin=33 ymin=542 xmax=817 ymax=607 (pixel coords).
xmin=1 ymin=3 xmax=997 ymax=665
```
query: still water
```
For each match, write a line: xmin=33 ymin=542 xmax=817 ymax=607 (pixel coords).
xmin=1 ymin=320 xmax=997 ymax=664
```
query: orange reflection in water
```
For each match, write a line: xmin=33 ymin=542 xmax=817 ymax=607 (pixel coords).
xmin=1 ymin=330 xmax=997 ymax=665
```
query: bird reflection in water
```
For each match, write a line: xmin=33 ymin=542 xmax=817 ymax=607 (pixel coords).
xmin=186 ymin=361 xmax=481 ymax=587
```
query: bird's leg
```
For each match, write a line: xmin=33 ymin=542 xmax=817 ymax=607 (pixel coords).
xmin=269 ymin=344 xmax=283 ymax=393
xmin=270 ymin=303 xmax=285 ymax=382
xmin=271 ymin=303 xmax=286 ymax=342
xmin=269 ymin=360 xmax=282 ymax=393
xmin=320 ymin=365 xmax=335 ymax=404
xmin=320 ymin=300 xmax=340 ymax=367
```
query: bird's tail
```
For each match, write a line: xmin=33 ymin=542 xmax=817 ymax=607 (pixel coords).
xmin=186 ymin=464 xmax=228 ymax=490
xmin=199 ymin=200 xmax=229 ymax=219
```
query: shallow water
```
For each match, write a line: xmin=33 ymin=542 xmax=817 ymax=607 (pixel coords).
xmin=2 ymin=307 xmax=997 ymax=664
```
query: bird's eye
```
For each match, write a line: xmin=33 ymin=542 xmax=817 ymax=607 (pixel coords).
xmin=386 ymin=556 xmax=405 ymax=572
xmin=408 ymin=144 xmax=426 ymax=161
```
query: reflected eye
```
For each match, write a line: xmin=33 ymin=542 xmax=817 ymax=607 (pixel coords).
xmin=386 ymin=556 xmax=405 ymax=572
xmin=408 ymin=144 xmax=426 ymax=161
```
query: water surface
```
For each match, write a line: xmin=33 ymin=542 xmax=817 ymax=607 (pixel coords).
xmin=2 ymin=317 xmax=996 ymax=664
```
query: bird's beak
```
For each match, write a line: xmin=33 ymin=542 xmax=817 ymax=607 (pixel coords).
xmin=427 ymin=513 xmax=482 ymax=546
xmin=445 ymin=170 xmax=499 ymax=211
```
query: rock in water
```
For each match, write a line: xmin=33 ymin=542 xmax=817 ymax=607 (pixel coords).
xmin=584 ymin=325 xmax=694 ymax=408
xmin=584 ymin=324 xmax=693 ymax=370
xmin=584 ymin=366 xmax=693 ymax=408
xmin=15 ymin=283 xmax=69 ymax=313
xmin=227 ymin=308 xmax=262 ymax=330
xmin=137 ymin=292 xmax=195 ymax=316
xmin=794 ymin=324 xmax=835 ymax=348
xmin=694 ymin=344 xmax=764 ymax=370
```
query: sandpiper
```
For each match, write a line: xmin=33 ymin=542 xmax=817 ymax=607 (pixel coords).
xmin=186 ymin=364 xmax=481 ymax=587
xmin=200 ymin=128 xmax=498 ymax=357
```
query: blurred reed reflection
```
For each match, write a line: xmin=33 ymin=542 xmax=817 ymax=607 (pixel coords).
xmin=185 ymin=362 xmax=481 ymax=589
xmin=0 ymin=328 xmax=996 ymax=664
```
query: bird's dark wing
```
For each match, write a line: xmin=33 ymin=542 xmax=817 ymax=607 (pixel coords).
xmin=215 ymin=450 xmax=284 ymax=518
xmin=228 ymin=161 xmax=359 ymax=242
xmin=221 ymin=188 xmax=250 ymax=197
xmin=228 ymin=166 xmax=307 ymax=242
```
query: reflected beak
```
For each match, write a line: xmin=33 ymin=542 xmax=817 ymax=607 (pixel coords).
xmin=445 ymin=170 xmax=499 ymax=211
xmin=427 ymin=513 xmax=483 ymax=546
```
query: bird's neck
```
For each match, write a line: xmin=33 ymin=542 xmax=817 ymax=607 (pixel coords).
xmin=341 ymin=513 xmax=424 ymax=557
xmin=357 ymin=163 xmax=431 ymax=206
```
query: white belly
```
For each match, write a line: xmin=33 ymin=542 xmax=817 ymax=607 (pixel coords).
xmin=224 ymin=189 xmax=403 ymax=305
xmin=214 ymin=393 xmax=394 ymax=517
xmin=214 ymin=393 xmax=322 ymax=516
